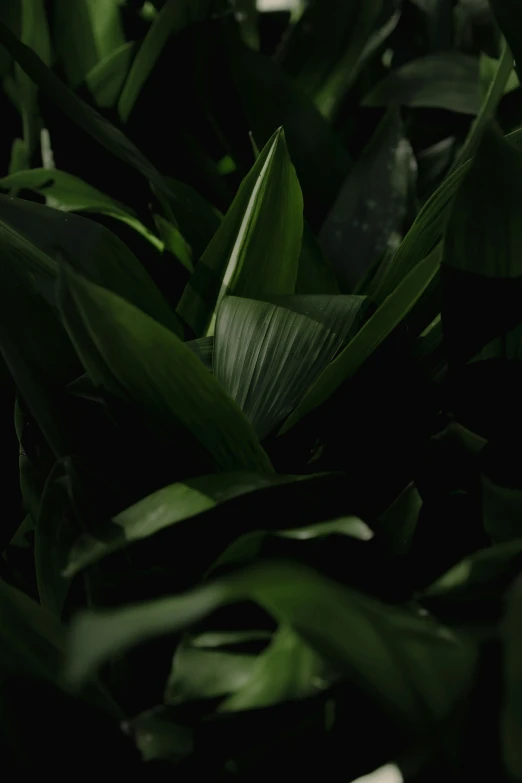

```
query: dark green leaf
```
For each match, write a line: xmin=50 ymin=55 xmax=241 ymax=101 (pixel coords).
xmin=57 ymin=266 xmax=273 ymax=474
xmin=85 ymin=41 xmax=137 ymax=109
xmin=0 ymin=195 xmax=181 ymax=334
xmin=319 ymin=110 xmax=415 ymax=292
xmin=52 ymin=0 xmax=125 ymax=89
xmin=214 ymin=294 xmax=368 ymax=438
xmin=127 ymin=707 xmax=194 ymax=764
xmin=16 ymin=0 xmax=51 ymax=158
xmin=0 ymin=168 xmax=164 ymax=251
xmin=296 ymin=222 xmax=340 ymax=295
xmin=501 ymin=576 xmax=522 ymax=780
xmin=482 ymin=476 xmax=522 ymax=544
xmin=186 ymin=336 xmax=214 ymax=370
xmin=362 ymin=53 xmax=481 ymax=115
xmin=490 ymin=0 xmax=522 ymax=81
xmin=177 ymin=128 xmax=303 ymax=337
xmin=118 ymin=0 xmax=211 ymax=122
xmin=66 ymin=561 xmax=476 ymax=729
xmin=64 ymin=472 xmax=314 ymax=577
xmin=281 ymin=246 xmax=441 ymax=433
xmin=0 ymin=18 xmax=172 ymax=197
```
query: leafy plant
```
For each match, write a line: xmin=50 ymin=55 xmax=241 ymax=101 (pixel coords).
xmin=1 ymin=1 xmax=522 ymax=780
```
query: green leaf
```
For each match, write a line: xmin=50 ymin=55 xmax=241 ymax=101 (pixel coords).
xmin=480 ymin=52 xmax=519 ymax=100
xmin=0 ymin=194 xmax=180 ymax=334
xmin=0 ymin=168 xmax=164 ymax=251
xmin=450 ymin=41 xmax=514 ymax=173
xmin=0 ymin=18 xmax=172 ymax=198
xmin=443 ymin=125 xmax=522 ymax=279
xmin=35 ymin=459 xmax=79 ymax=617
xmin=374 ymin=125 xmax=522 ymax=301
xmin=501 ymin=576 xmax=522 ymax=781
xmin=219 ymin=626 xmax=335 ymax=712
xmin=489 ymin=0 xmax=522 ymax=81
xmin=152 ymin=213 xmax=193 ymax=270
xmin=296 ymin=222 xmax=340 ymax=295
xmin=377 ymin=482 xmax=422 ymax=556
xmin=57 ymin=266 xmax=273 ymax=474
xmin=84 ymin=41 xmax=137 ymax=108
xmin=118 ymin=0 xmax=211 ymax=122
xmin=66 ymin=561 xmax=476 ymax=729
xmin=177 ymin=128 xmax=304 ymax=337
xmin=63 ymin=471 xmax=314 ymax=577
xmin=362 ymin=53 xmax=481 ymax=115
xmin=481 ymin=476 xmax=522 ymax=544
xmin=127 ymin=708 xmax=194 ymax=764
xmin=52 ymin=0 xmax=125 ymax=89
xmin=213 ymin=294 xmax=368 ymax=439
xmin=166 ymin=632 xmax=260 ymax=704
xmin=186 ymin=336 xmax=214 ymax=370
xmin=319 ymin=110 xmax=415 ymax=292
xmin=225 ymin=30 xmax=351 ymax=228
xmin=280 ymin=245 xmax=441 ymax=433
xmin=16 ymin=0 xmax=51 ymax=158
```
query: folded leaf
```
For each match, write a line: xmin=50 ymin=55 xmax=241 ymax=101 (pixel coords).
xmin=214 ymin=294 xmax=368 ymax=438
xmin=85 ymin=41 xmax=137 ymax=108
xmin=57 ymin=266 xmax=273 ymax=474
xmin=177 ymin=128 xmax=303 ymax=337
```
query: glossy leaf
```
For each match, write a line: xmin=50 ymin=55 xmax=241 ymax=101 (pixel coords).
xmin=66 ymin=561 xmax=476 ymax=729
xmin=52 ymin=0 xmax=125 ymax=89
xmin=118 ymin=0 xmax=211 ymax=122
xmin=0 ymin=195 xmax=180 ymax=334
xmin=57 ymin=267 xmax=273 ymax=474
xmin=281 ymin=246 xmax=441 ymax=433
xmin=214 ymin=294 xmax=368 ymax=438
xmin=362 ymin=53 xmax=481 ymax=115
xmin=85 ymin=41 xmax=137 ymax=108
xmin=63 ymin=472 xmax=311 ymax=577
xmin=177 ymin=128 xmax=303 ymax=337
xmin=319 ymin=110 xmax=415 ymax=292
xmin=0 ymin=168 xmax=163 ymax=251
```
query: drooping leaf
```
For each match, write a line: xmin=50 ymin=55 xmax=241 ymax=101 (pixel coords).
xmin=118 ymin=0 xmax=211 ymax=122
xmin=362 ymin=53 xmax=481 ymax=115
xmin=0 ymin=168 xmax=163 ymax=251
xmin=152 ymin=213 xmax=193 ymax=270
xmin=0 ymin=195 xmax=180 ymax=334
xmin=319 ymin=110 xmax=415 ymax=293
xmin=66 ymin=561 xmax=476 ymax=730
xmin=85 ymin=41 xmax=137 ymax=108
xmin=281 ymin=246 xmax=441 ymax=433
xmin=57 ymin=266 xmax=273 ymax=475
xmin=64 ymin=472 xmax=314 ymax=577
xmin=177 ymin=128 xmax=303 ymax=337
xmin=213 ymin=294 xmax=368 ymax=439
xmin=0 ymin=18 xmax=173 ymax=197
xmin=52 ymin=0 xmax=125 ymax=89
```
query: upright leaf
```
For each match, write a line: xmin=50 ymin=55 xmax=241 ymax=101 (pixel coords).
xmin=319 ymin=110 xmax=415 ymax=292
xmin=177 ymin=128 xmax=303 ymax=337
xmin=57 ymin=267 xmax=273 ymax=474
xmin=16 ymin=0 xmax=51 ymax=160
xmin=84 ymin=41 xmax=137 ymax=109
xmin=214 ymin=295 xmax=368 ymax=438
xmin=52 ymin=0 xmax=125 ymax=89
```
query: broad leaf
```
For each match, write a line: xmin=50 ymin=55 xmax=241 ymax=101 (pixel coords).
xmin=0 ymin=195 xmax=181 ymax=334
xmin=281 ymin=246 xmax=441 ymax=433
xmin=64 ymin=472 xmax=314 ymax=577
xmin=214 ymin=295 xmax=368 ymax=438
xmin=57 ymin=267 xmax=273 ymax=474
xmin=177 ymin=128 xmax=303 ymax=337
xmin=0 ymin=168 xmax=163 ymax=251
xmin=66 ymin=561 xmax=476 ymax=730
xmin=52 ymin=0 xmax=125 ymax=89
xmin=319 ymin=110 xmax=415 ymax=292
xmin=362 ymin=53 xmax=481 ymax=115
